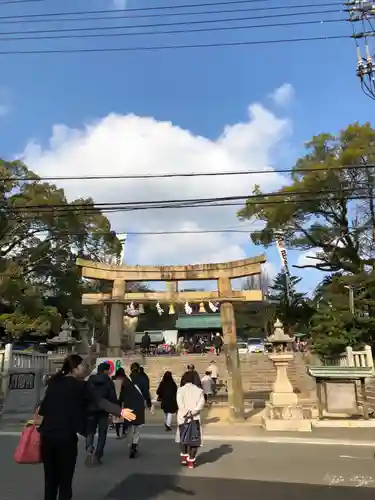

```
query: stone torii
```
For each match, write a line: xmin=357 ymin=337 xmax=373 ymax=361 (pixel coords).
xmin=76 ymin=254 xmax=266 ymax=419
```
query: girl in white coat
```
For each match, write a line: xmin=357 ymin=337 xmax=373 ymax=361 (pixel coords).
xmin=176 ymin=370 xmax=205 ymax=468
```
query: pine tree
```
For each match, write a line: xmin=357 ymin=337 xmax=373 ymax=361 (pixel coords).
xmin=267 ymin=271 xmax=313 ymax=334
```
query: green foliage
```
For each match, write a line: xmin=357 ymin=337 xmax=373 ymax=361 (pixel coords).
xmin=267 ymin=271 xmax=314 ymax=334
xmin=0 ymin=158 xmax=121 ymax=338
xmin=310 ymin=272 xmax=375 ymax=357
xmin=237 ymin=123 xmax=375 ymax=274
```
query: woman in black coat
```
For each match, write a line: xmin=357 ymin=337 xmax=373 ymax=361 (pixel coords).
xmin=118 ymin=374 xmax=147 ymax=458
xmin=38 ymin=354 xmax=135 ymax=500
xmin=156 ymin=371 xmax=178 ymax=431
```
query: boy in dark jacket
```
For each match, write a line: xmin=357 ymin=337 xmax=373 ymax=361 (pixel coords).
xmin=85 ymin=362 xmax=117 ymax=466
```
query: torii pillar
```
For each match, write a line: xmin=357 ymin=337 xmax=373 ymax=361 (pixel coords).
xmin=108 ymin=279 xmax=125 ymax=356
xmin=219 ymin=276 xmax=244 ymax=420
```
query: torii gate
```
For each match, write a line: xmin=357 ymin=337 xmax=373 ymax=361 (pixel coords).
xmin=76 ymin=254 xmax=266 ymax=419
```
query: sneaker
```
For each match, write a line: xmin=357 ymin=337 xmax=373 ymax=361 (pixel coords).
xmin=187 ymin=458 xmax=196 ymax=469
xmin=180 ymin=454 xmax=188 ymax=466
xmin=129 ymin=444 xmax=138 ymax=459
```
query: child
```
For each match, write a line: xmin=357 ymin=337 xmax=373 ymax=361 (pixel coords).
xmin=201 ymin=371 xmax=214 ymax=402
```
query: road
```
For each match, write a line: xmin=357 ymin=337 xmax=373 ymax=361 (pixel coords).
xmin=3 ymin=432 xmax=375 ymax=499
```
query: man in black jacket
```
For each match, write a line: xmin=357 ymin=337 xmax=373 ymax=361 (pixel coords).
xmin=180 ymin=364 xmax=202 ymax=388
xmin=85 ymin=362 xmax=117 ymax=466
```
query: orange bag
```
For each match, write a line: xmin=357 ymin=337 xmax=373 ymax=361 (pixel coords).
xmin=14 ymin=421 xmax=41 ymax=464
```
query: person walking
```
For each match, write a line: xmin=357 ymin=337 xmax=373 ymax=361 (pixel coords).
xmin=156 ymin=371 xmax=178 ymax=431
xmin=85 ymin=362 xmax=118 ymax=466
xmin=214 ymin=333 xmax=223 ymax=355
xmin=113 ymin=368 xmax=127 ymax=439
xmin=176 ymin=370 xmax=205 ymax=469
xmin=119 ymin=371 xmax=149 ymax=458
xmin=140 ymin=332 xmax=151 ymax=356
xmin=201 ymin=371 xmax=214 ymax=403
xmin=38 ymin=354 xmax=135 ymax=500
xmin=180 ymin=364 xmax=202 ymax=388
xmin=208 ymin=360 xmax=219 ymax=394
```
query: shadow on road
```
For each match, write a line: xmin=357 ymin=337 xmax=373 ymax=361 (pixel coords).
xmin=106 ymin=475 xmax=375 ymax=500
xmin=197 ymin=444 xmax=233 ymax=465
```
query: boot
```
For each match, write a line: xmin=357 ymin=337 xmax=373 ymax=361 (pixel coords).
xmin=180 ymin=454 xmax=188 ymax=466
xmin=129 ymin=443 xmax=138 ymax=459
xmin=187 ymin=458 xmax=196 ymax=469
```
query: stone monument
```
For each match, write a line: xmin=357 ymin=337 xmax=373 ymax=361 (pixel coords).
xmin=262 ymin=319 xmax=312 ymax=432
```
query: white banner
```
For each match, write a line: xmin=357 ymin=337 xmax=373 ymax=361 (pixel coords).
xmin=276 ymin=235 xmax=292 ymax=305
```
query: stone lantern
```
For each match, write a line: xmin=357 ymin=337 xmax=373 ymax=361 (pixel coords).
xmin=47 ymin=320 xmax=78 ymax=357
xmin=266 ymin=319 xmax=296 ymax=406
xmin=262 ymin=319 xmax=311 ymax=431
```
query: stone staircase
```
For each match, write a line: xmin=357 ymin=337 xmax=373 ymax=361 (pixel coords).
xmin=123 ymin=353 xmax=315 ymax=401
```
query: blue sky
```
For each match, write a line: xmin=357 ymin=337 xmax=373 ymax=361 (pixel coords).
xmin=0 ymin=0 xmax=370 ymax=296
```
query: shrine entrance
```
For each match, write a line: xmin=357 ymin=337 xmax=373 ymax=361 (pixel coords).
xmin=76 ymin=254 xmax=266 ymax=419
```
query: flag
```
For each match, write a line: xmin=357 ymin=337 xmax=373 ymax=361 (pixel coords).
xmin=276 ymin=234 xmax=292 ymax=305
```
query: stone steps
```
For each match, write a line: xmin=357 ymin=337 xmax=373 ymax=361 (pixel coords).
xmin=122 ymin=353 xmax=315 ymax=398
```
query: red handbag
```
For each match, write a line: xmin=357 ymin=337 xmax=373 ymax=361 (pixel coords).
xmin=14 ymin=417 xmax=41 ymax=464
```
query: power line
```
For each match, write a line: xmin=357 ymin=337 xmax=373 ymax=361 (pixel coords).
xmin=0 ymin=9 xmax=342 ymax=38
xmin=4 ymin=189 xmax=373 ymax=213
xmin=2 ymin=163 xmax=372 ymax=182
xmin=0 ymin=18 xmax=345 ymax=43
xmin=0 ymin=3 xmax=345 ymax=25
xmin=0 ymin=34 xmax=350 ymax=55
xmin=0 ymin=0 xmax=343 ymax=11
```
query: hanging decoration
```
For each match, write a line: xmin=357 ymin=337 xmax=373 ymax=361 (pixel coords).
xmin=156 ymin=302 xmax=164 ymax=316
xmin=138 ymin=304 xmax=145 ymax=314
xmin=199 ymin=302 xmax=206 ymax=313
xmin=208 ymin=301 xmax=218 ymax=312
xmin=184 ymin=301 xmax=193 ymax=315
xmin=126 ymin=302 xmax=140 ymax=317
xmin=168 ymin=303 xmax=175 ymax=315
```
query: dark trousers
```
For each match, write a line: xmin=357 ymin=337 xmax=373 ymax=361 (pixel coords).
xmin=180 ymin=444 xmax=198 ymax=459
xmin=211 ymin=377 xmax=217 ymax=394
xmin=86 ymin=413 xmax=109 ymax=459
xmin=41 ymin=435 xmax=77 ymax=500
xmin=115 ymin=422 xmax=127 ymax=437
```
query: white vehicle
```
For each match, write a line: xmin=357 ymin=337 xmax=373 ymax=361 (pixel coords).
xmin=247 ymin=338 xmax=265 ymax=353
xmin=237 ymin=342 xmax=249 ymax=355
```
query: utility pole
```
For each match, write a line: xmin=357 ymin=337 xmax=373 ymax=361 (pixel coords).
xmin=348 ymin=285 xmax=355 ymax=315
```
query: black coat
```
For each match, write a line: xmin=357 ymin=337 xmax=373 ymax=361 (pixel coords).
xmin=156 ymin=379 xmax=178 ymax=414
xmin=38 ymin=376 xmax=122 ymax=441
xmin=141 ymin=333 xmax=151 ymax=349
xmin=130 ymin=371 xmax=152 ymax=408
xmin=86 ymin=373 xmax=118 ymax=414
xmin=119 ymin=376 xmax=146 ymax=426
xmin=180 ymin=370 xmax=202 ymax=389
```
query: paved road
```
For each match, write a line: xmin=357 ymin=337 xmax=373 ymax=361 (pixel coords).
xmin=3 ymin=434 xmax=375 ymax=499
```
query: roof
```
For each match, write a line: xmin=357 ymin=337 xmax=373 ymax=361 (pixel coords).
xmin=175 ymin=313 xmax=221 ymax=330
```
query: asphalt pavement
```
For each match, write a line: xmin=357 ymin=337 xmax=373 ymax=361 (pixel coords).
xmin=3 ymin=432 xmax=375 ymax=500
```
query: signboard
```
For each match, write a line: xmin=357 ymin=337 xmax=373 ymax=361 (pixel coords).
xmin=95 ymin=358 xmax=124 ymax=377
xmin=2 ymin=369 xmax=44 ymax=421
xmin=8 ymin=372 xmax=35 ymax=390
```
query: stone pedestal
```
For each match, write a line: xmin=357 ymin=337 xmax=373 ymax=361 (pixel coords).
xmin=262 ymin=352 xmax=312 ymax=432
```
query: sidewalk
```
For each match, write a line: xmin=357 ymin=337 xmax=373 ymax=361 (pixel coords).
xmin=2 ymin=404 xmax=375 ymax=447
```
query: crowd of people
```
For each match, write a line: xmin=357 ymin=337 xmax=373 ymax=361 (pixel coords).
xmin=36 ymin=354 xmax=219 ymax=500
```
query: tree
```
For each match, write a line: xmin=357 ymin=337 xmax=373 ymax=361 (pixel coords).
xmin=0 ymin=158 xmax=121 ymax=337
xmin=310 ymin=272 xmax=375 ymax=357
xmin=237 ymin=123 xmax=375 ymax=274
xmin=267 ymin=271 xmax=314 ymax=334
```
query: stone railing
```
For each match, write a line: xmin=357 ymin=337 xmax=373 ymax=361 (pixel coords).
xmin=324 ymin=346 xmax=374 ymax=370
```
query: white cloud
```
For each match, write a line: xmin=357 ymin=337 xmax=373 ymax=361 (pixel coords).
xmin=297 ymin=249 xmax=321 ymax=268
xmin=112 ymin=0 xmax=127 ymax=8
xmin=270 ymin=83 xmax=295 ymax=107
xmin=21 ymin=95 xmax=292 ymax=271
